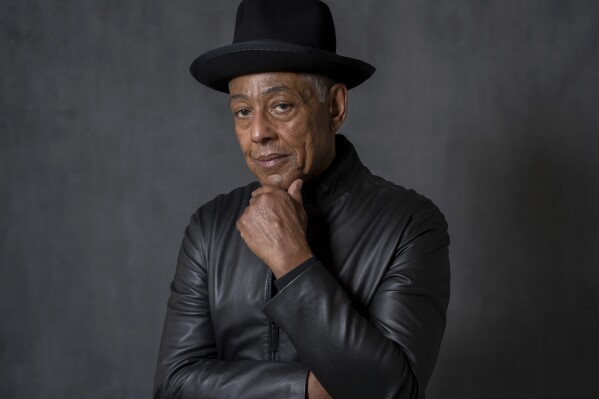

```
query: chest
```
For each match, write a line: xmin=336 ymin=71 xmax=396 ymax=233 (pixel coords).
xmin=204 ymin=199 xmax=400 ymax=361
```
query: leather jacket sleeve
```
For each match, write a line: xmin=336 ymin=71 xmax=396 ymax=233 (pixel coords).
xmin=263 ymin=206 xmax=450 ymax=399
xmin=155 ymin=204 xmax=449 ymax=399
xmin=153 ymin=215 xmax=309 ymax=399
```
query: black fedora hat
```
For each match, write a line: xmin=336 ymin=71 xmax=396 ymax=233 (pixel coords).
xmin=190 ymin=0 xmax=375 ymax=93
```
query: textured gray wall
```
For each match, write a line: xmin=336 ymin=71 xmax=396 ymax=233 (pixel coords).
xmin=1 ymin=1 xmax=598 ymax=398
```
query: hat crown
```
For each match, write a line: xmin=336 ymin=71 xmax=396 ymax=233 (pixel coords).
xmin=233 ymin=0 xmax=336 ymax=52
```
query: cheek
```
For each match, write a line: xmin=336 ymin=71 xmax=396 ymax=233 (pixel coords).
xmin=234 ymin=127 xmax=251 ymax=155
xmin=281 ymin=117 xmax=312 ymax=148
xmin=304 ymin=124 xmax=329 ymax=162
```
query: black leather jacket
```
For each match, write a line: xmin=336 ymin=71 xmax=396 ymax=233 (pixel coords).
xmin=154 ymin=135 xmax=450 ymax=399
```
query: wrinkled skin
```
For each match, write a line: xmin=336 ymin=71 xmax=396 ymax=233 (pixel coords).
xmin=230 ymin=72 xmax=347 ymax=276
xmin=230 ymin=72 xmax=347 ymax=399
xmin=228 ymin=72 xmax=346 ymax=190
xmin=236 ymin=179 xmax=310 ymax=278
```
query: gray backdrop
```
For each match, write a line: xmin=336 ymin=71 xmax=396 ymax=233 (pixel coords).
xmin=1 ymin=0 xmax=598 ymax=398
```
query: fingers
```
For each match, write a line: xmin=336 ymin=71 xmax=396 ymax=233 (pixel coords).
xmin=249 ymin=179 xmax=303 ymax=206
xmin=251 ymin=185 xmax=280 ymax=197
xmin=287 ymin=179 xmax=304 ymax=204
xmin=250 ymin=185 xmax=280 ymax=204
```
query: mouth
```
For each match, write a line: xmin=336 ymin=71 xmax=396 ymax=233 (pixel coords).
xmin=253 ymin=153 xmax=289 ymax=168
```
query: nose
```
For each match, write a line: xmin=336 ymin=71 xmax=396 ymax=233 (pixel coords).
xmin=250 ymin=109 xmax=276 ymax=143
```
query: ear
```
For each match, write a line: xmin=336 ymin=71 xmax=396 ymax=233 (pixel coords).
xmin=328 ymin=83 xmax=348 ymax=132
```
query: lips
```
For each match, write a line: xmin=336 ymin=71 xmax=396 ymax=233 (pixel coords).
xmin=253 ymin=153 xmax=289 ymax=168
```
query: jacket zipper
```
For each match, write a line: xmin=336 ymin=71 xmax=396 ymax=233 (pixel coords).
xmin=271 ymin=322 xmax=279 ymax=355
xmin=265 ymin=270 xmax=280 ymax=361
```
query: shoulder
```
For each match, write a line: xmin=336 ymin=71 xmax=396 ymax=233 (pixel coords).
xmin=192 ymin=181 xmax=259 ymax=222
xmin=356 ymin=169 xmax=444 ymax=220
xmin=351 ymin=169 xmax=450 ymax=249
xmin=186 ymin=181 xmax=260 ymax=238
xmin=182 ymin=182 xmax=259 ymax=259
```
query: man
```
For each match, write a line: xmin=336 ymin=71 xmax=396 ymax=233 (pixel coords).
xmin=154 ymin=1 xmax=450 ymax=398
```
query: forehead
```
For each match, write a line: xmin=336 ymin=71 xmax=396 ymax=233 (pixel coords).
xmin=228 ymin=72 xmax=311 ymax=100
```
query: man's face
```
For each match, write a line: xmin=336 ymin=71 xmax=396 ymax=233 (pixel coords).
xmin=228 ymin=72 xmax=337 ymax=190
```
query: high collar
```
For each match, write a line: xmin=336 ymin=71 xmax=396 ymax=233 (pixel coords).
xmin=302 ymin=134 xmax=365 ymax=209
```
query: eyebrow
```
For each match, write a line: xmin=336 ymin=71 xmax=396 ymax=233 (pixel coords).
xmin=263 ymin=85 xmax=292 ymax=96
xmin=229 ymin=85 xmax=293 ymax=104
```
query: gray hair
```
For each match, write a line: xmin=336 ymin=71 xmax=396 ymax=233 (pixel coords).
xmin=301 ymin=73 xmax=336 ymax=103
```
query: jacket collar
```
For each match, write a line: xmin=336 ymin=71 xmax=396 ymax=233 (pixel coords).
xmin=302 ymin=134 xmax=365 ymax=209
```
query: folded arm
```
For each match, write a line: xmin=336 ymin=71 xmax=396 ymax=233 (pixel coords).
xmin=153 ymin=215 xmax=309 ymax=399
xmin=262 ymin=207 xmax=450 ymax=399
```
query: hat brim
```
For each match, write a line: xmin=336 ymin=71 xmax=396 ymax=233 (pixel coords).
xmin=190 ymin=40 xmax=375 ymax=93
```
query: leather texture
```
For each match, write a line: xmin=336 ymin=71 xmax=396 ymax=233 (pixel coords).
xmin=154 ymin=135 xmax=450 ymax=399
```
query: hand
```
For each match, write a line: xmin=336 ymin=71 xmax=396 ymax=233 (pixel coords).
xmin=307 ymin=372 xmax=332 ymax=399
xmin=236 ymin=179 xmax=312 ymax=278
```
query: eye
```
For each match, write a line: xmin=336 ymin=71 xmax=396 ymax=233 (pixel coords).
xmin=272 ymin=102 xmax=292 ymax=113
xmin=234 ymin=108 xmax=251 ymax=118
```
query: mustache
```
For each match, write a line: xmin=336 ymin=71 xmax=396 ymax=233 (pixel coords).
xmin=250 ymin=146 xmax=292 ymax=157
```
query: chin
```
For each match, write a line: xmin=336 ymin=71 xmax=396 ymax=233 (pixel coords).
xmin=261 ymin=177 xmax=289 ymax=189
xmin=259 ymin=174 xmax=298 ymax=190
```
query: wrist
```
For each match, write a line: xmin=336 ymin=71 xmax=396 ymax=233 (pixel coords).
xmin=271 ymin=247 xmax=313 ymax=279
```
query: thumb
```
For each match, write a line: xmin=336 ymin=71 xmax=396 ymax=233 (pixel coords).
xmin=287 ymin=179 xmax=304 ymax=204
